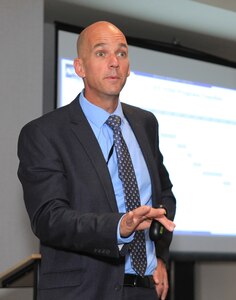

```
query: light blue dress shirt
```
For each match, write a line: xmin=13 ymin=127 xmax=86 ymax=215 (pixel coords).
xmin=79 ymin=91 xmax=157 ymax=275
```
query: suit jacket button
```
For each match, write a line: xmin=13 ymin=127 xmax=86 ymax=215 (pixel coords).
xmin=114 ymin=285 xmax=122 ymax=291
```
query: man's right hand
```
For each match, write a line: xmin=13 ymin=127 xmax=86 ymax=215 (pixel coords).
xmin=120 ymin=206 xmax=175 ymax=237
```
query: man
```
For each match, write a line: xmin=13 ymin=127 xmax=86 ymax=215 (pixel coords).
xmin=17 ymin=21 xmax=176 ymax=300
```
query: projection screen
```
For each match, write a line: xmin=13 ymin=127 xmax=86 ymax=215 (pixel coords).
xmin=56 ymin=25 xmax=236 ymax=258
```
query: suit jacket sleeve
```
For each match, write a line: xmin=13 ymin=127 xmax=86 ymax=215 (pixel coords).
xmin=153 ymin=118 xmax=176 ymax=265
xmin=17 ymin=119 xmax=122 ymax=259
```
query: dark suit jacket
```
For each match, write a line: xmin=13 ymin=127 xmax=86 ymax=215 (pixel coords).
xmin=17 ymin=95 xmax=176 ymax=300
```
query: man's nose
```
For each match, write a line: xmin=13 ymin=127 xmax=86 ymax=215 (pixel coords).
xmin=109 ymin=54 xmax=119 ymax=68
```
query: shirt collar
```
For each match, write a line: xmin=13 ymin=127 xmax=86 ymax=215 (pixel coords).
xmin=79 ymin=90 xmax=125 ymax=128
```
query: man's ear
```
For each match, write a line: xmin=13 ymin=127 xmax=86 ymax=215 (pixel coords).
xmin=74 ymin=58 xmax=85 ymax=78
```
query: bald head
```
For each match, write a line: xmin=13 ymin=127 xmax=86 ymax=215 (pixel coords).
xmin=76 ymin=21 xmax=127 ymax=59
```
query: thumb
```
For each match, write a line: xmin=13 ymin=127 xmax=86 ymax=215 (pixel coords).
xmin=125 ymin=211 xmax=134 ymax=228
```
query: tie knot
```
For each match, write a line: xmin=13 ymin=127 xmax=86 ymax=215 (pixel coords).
xmin=106 ymin=115 xmax=121 ymax=131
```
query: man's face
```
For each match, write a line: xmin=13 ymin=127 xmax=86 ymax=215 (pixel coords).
xmin=75 ymin=23 xmax=130 ymax=104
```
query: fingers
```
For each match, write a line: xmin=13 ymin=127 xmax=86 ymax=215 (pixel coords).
xmin=153 ymin=259 xmax=169 ymax=300
xmin=120 ymin=205 xmax=175 ymax=237
xmin=145 ymin=207 xmax=166 ymax=218
xmin=124 ymin=206 xmax=151 ymax=227
xmin=120 ymin=207 xmax=151 ymax=237
xmin=155 ymin=215 xmax=176 ymax=232
xmin=145 ymin=207 xmax=176 ymax=232
xmin=155 ymin=281 xmax=168 ymax=300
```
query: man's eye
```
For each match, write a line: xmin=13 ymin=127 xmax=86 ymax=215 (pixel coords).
xmin=118 ymin=52 xmax=127 ymax=57
xmin=96 ymin=52 xmax=105 ymax=57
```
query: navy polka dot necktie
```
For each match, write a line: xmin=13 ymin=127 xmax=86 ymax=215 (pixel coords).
xmin=106 ymin=115 xmax=147 ymax=277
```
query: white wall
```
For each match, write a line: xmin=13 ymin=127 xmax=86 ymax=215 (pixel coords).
xmin=0 ymin=0 xmax=43 ymax=298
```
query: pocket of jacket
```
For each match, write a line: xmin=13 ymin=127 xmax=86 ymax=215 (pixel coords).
xmin=39 ymin=269 xmax=84 ymax=289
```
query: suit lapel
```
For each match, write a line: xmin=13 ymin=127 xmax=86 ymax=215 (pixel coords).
xmin=68 ymin=98 xmax=118 ymax=212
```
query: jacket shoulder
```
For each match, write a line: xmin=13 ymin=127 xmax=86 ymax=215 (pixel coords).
xmin=121 ymin=102 xmax=158 ymax=124
xmin=20 ymin=98 xmax=80 ymax=133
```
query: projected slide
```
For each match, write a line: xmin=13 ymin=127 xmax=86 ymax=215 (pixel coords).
xmin=58 ymin=58 xmax=236 ymax=237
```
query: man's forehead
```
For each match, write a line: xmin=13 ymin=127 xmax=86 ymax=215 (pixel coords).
xmin=92 ymin=41 xmax=128 ymax=49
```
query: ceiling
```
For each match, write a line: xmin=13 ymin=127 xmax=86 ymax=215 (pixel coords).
xmin=45 ymin=0 xmax=236 ymax=63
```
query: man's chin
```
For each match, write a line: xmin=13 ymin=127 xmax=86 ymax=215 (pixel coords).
xmin=106 ymin=84 xmax=126 ymax=97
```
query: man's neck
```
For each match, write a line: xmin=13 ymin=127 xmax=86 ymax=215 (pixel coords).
xmin=84 ymin=91 xmax=119 ymax=113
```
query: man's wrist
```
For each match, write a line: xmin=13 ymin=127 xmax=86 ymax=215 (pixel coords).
xmin=117 ymin=214 xmax=135 ymax=244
